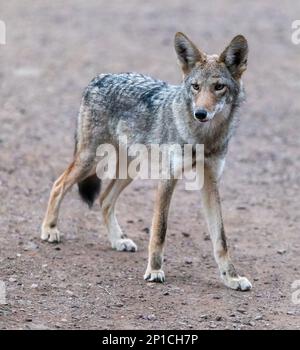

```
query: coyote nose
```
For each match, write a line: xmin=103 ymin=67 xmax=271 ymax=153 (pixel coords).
xmin=194 ymin=109 xmax=207 ymax=120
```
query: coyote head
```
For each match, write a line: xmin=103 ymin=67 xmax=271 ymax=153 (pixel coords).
xmin=174 ymin=32 xmax=248 ymax=123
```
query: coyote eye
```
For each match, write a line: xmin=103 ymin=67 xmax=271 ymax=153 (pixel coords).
xmin=191 ymin=83 xmax=200 ymax=91
xmin=215 ymin=83 xmax=226 ymax=91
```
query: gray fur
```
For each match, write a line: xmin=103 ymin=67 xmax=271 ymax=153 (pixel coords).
xmin=42 ymin=32 xmax=252 ymax=291
xmin=76 ymin=69 xmax=243 ymax=158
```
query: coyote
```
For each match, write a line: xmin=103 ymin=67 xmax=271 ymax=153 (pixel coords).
xmin=41 ymin=32 xmax=252 ymax=291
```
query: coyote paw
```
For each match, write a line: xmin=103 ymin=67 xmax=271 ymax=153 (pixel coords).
xmin=112 ymin=239 xmax=137 ymax=252
xmin=41 ymin=226 xmax=61 ymax=243
xmin=222 ymin=275 xmax=252 ymax=291
xmin=144 ymin=270 xmax=165 ymax=283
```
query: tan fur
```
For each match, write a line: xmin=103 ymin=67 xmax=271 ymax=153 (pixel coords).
xmin=195 ymin=89 xmax=217 ymax=113
xmin=144 ymin=179 xmax=177 ymax=282
xmin=41 ymin=157 xmax=95 ymax=242
xmin=97 ymin=150 xmax=137 ymax=251
xmin=99 ymin=153 xmax=136 ymax=251
xmin=201 ymin=158 xmax=249 ymax=289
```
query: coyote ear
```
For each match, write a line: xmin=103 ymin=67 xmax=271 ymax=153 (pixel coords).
xmin=174 ymin=32 xmax=204 ymax=74
xmin=219 ymin=35 xmax=248 ymax=79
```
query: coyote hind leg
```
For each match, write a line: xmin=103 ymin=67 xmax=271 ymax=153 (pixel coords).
xmin=41 ymin=156 xmax=94 ymax=243
xmin=100 ymin=178 xmax=136 ymax=252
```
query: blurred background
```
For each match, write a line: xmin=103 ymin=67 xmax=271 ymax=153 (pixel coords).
xmin=0 ymin=0 xmax=300 ymax=330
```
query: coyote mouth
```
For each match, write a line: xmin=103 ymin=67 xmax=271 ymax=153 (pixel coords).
xmin=194 ymin=117 xmax=210 ymax=123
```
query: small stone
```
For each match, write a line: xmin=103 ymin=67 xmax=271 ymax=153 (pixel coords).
xmin=287 ymin=311 xmax=296 ymax=316
xmin=236 ymin=206 xmax=247 ymax=210
xmin=147 ymin=314 xmax=156 ymax=321
xmin=216 ymin=316 xmax=222 ymax=321
xmin=30 ymin=283 xmax=38 ymax=289
xmin=115 ymin=303 xmax=124 ymax=307
xmin=254 ymin=315 xmax=263 ymax=321
xmin=142 ymin=227 xmax=150 ymax=234
xmin=233 ymin=319 xmax=241 ymax=324
xmin=203 ymin=234 xmax=210 ymax=241
xmin=237 ymin=308 xmax=247 ymax=314
xmin=163 ymin=291 xmax=170 ymax=296
xmin=23 ymin=242 xmax=38 ymax=251
xmin=181 ymin=232 xmax=190 ymax=237
xmin=9 ymin=277 xmax=17 ymax=283
xmin=277 ymin=249 xmax=286 ymax=255
xmin=200 ymin=314 xmax=208 ymax=319
xmin=184 ymin=258 xmax=193 ymax=265
xmin=248 ymin=321 xmax=255 ymax=327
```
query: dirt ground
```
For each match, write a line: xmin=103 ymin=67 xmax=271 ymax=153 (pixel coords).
xmin=0 ymin=0 xmax=300 ymax=330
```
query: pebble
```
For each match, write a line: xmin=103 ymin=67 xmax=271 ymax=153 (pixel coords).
xmin=147 ymin=314 xmax=156 ymax=321
xmin=237 ymin=308 xmax=247 ymax=314
xmin=184 ymin=258 xmax=193 ymax=265
xmin=142 ymin=227 xmax=150 ymax=234
xmin=203 ymin=234 xmax=210 ymax=241
xmin=236 ymin=206 xmax=247 ymax=210
xmin=115 ymin=303 xmax=124 ymax=308
xmin=287 ymin=311 xmax=296 ymax=316
xmin=181 ymin=232 xmax=190 ymax=237
xmin=23 ymin=242 xmax=38 ymax=251
xmin=200 ymin=314 xmax=209 ymax=319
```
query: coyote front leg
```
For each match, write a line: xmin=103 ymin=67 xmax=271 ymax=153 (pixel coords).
xmin=144 ymin=179 xmax=177 ymax=283
xmin=201 ymin=160 xmax=252 ymax=291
